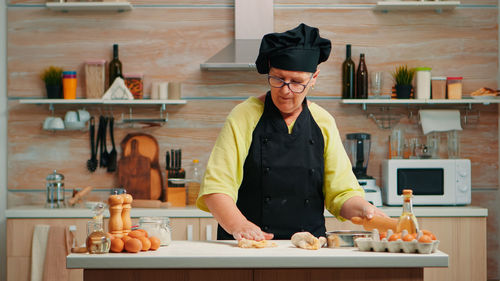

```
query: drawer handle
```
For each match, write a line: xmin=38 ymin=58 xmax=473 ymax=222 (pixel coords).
xmin=206 ymin=225 xmax=212 ymax=241
xmin=187 ymin=224 xmax=193 ymax=241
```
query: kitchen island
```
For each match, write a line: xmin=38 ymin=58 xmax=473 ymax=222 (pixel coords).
xmin=7 ymin=205 xmax=485 ymax=281
xmin=67 ymin=240 xmax=448 ymax=281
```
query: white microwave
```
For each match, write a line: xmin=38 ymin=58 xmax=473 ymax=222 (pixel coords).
xmin=382 ymin=159 xmax=471 ymax=206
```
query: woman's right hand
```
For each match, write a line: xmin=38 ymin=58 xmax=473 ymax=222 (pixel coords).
xmin=231 ymin=220 xmax=274 ymax=241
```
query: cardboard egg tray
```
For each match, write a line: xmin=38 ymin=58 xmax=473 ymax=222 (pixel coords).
xmin=355 ymin=238 xmax=440 ymax=254
xmin=355 ymin=229 xmax=439 ymax=254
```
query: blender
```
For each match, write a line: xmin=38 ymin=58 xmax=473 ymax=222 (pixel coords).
xmin=345 ymin=133 xmax=382 ymax=207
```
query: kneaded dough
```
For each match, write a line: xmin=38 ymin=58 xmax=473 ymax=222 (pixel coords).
xmin=291 ymin=232 xmax=327 ymax=250
xmin=238 ymin=238 xmax=278 ymax=248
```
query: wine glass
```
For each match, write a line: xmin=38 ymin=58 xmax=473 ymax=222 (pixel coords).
xmin=370 ymin=71 xmax=383 ymax=98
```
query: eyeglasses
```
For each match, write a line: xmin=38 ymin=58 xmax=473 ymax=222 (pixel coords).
xmin=267 ymin=74 xmax=313 ymax=94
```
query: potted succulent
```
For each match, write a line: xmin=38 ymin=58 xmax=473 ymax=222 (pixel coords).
xmin=392 ymin=65 xmax=415 ymax=99
xmin=41 ymin=66 xmax=63 ymax=99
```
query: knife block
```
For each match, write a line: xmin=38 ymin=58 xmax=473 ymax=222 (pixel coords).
xmin=166 ymin=168 xmax=186 ymax=207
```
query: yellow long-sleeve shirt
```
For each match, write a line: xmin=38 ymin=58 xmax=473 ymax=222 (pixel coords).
xmin=197 ymin=96 xmax=364 ymax=220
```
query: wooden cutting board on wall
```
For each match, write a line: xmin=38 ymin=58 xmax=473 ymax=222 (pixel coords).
xmin=117 ymin=139 xmax=151 ymax=199
xmin=120 ymin=133 xmax=164 ymax=201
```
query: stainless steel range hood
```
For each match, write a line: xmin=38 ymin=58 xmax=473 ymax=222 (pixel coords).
xmin=200 ymin=0 xmax=273 ymax=71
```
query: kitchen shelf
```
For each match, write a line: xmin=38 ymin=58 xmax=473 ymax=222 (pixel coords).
xmin=342 ymin=98 xmax=499 ymax=110
xmin=374 ymin=1 xmax=460 ymax=12
xmin=20 ymin=99 xmax=186 ymax=125
xmin=19 ymin=99 xmax=186 ymax=105
xmin=342 ymin=98 xmax=493 ymax=129
xmin=45 ymin=2 xmax=133 ymax=12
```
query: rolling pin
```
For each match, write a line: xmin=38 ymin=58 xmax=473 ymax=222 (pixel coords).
xmin=351 ymin=216 xmax=398 ymax=233
xmin=68 ymin=186 xmax=93 ymax=206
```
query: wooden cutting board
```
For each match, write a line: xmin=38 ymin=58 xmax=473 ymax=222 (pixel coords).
xmin=118 ymin=139 xmax=151 ymax=200
xmin=121 ymin=133 xmax=164 ymax=200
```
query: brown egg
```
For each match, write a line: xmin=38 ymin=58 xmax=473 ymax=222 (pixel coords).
xmin=124 ymin=238 xmax=142 ymax=253
xmin=138 ymin=236 xmax=151 ymax=251
xmin=149 ymin=236 xmax=161 ymax=251
xmin=110 ymin=237 xmax=124 ymax=253
xmin=422 ymin=229 xmax=437 ymax=240
xmin=402 ymin=234 xmax=416 ymax=242
xmin=122 ymin=235 xmax=132 ymax=244
xmin=129 ymin=230 xmax=146 ymax=239
xmin=418 ymin=235 xmax=433 ymax=243
xmin=388 ymin=233 xmax=401 ymax=241
xmin=137 ymin=229 xmax=149 ymax=237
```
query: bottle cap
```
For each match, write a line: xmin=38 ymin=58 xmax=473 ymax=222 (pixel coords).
xmin=415 ymin=67 xmax=432 ymax=71
xmin=62 ymin=71 xmax=77 ymax=75
xmin=402 ymin=189 xmax=413 ymax=195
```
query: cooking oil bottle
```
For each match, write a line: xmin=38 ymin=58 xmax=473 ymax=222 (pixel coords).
xmin=396 ymin=189 xmax=419 ymax=234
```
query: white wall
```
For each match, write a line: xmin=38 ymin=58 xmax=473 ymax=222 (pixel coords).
xmin=1 ymin=0 xmax=7 ymax=280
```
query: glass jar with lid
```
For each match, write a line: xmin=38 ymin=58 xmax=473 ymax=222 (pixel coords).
xmin=139 ymin=216 xmax=171 ymax=246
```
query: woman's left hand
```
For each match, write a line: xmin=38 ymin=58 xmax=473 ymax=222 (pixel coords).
xmin=340 ymin=196 xmax=389 ymax=220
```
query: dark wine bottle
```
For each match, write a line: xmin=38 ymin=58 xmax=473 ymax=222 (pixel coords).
xmin=356 ymin=53 xmax=368 ymax=99
xmin=108 ymin=44 xmax=123 ymax=88
xmin=342 ymin=44 xmax=355 ymax=99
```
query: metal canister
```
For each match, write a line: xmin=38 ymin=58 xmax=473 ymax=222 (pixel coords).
xmin=45 ymin=170 xmax=65 ymax=208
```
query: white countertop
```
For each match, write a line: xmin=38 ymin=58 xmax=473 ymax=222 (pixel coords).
xmin=6 ymin=205 xmax=487 ymax=218
xmin=66 ymin=240 xmax=448 ymax=269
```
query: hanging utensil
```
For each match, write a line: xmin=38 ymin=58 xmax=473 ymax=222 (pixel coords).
xmin=100 ymin=116 xmax=109 ymax=168
xmin=86 ymin=117 xmax=97 ymax=172
xmin=107 ymin=117 xmax=117 ymax=172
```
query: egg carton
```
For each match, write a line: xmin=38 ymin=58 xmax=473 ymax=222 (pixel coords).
xmin=355 ymin=229 xmax=440 ymax=254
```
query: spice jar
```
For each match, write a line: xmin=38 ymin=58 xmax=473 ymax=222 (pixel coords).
xmin=124 ymin=73 xmax=144 ymax=99
xmin=139 ymin=216 xmax=171 ymax=246
xmin=84 ymin=60 xmax=106 ymax=99
xmin=45 ymin=170 xmax=65 ymax=208
xmin=431 ymin=77 xmax=447 ymax=99
xmin=447 ymin=77 xmax=463 ymax=99
xmin=414 ymin=67 xmax=431 ymax=99
xmin=63 ymin=71 xmax=77 ymax=99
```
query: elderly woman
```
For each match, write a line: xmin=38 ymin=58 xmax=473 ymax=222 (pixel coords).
xmin=197 ymin=23 xmax=387 ymax=241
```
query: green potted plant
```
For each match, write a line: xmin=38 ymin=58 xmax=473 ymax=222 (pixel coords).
xmin=392 ymin=65 xmax=415 ymax=99
xmin=40 ymin=66 xmax=63 ymax=99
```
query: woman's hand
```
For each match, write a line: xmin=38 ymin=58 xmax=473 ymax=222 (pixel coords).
xmin=203 ymin=193 xmax=274 ymax=241
xmin=231 ymin=220 xmax=274 ymax=241
xmin=340 ymin=196 xmax=389 ymax=220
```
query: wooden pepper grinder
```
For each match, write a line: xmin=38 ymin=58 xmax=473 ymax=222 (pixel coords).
xmin=108 ymin=194 xmax=124 ymax=238
xmin=121 ymin=193 xmax=133 ymax=235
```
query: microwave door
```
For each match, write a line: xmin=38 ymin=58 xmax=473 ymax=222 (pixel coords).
xmin=396 ymin=168 xmax=451 ymax=205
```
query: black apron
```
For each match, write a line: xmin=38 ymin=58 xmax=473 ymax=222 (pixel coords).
xmin=218 ymin=92 xmax=326 ymax=240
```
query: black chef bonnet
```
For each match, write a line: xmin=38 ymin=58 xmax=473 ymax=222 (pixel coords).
xmin=255 ymin=23 xmax=332 ymax=74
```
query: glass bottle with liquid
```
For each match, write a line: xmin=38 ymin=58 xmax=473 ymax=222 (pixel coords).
xmin=108 ymin=44 xmax=123 ymax=88
xmin=86 ymin=216 xmax=111 ymax=254
xmin=86 ymin=204 xmax=111 ymax=254
xmin=356 ymin=53 xmax=368 ymax=99
xmin=187 ymin=159 xmax=201 ymax=205
xmin=342 ymin=44 xmax=355 ymax=99
xmin=396 ymin=189 xmax=419 ymax=234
